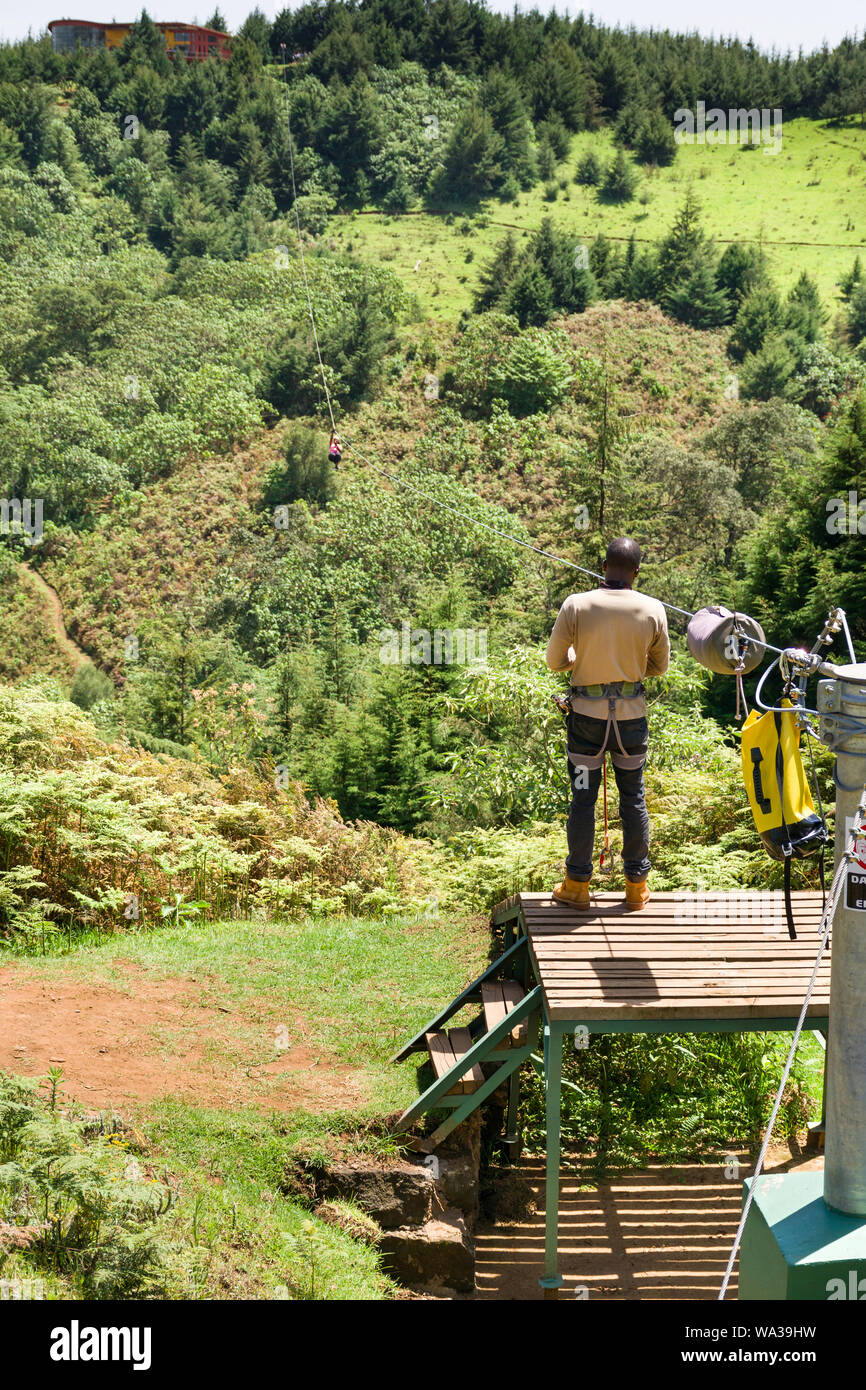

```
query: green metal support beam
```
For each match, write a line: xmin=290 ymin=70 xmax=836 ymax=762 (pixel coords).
xmin=540 ymin=1020 xmax=565 ymax=1298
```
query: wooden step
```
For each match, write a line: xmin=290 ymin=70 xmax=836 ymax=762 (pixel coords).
xmin=481 ymin=980 xmax=528 ymax=1045
xmin=425 ymin=1027 xmax=485 ymax=1095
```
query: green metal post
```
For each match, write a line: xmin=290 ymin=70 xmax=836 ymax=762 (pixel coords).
xmin=505 ymin=1065 xmax=521 ymax=1159
xmin=540 ymin=1020 xmax=564 ymax=1298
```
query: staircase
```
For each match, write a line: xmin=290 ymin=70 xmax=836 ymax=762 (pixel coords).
xmin=392 ymin=936 xmax=542 ymax=1150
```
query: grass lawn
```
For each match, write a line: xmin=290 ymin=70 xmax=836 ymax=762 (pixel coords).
xmin=329 ymin=117 xmax=866 ymax=322
xmin=0 ymin=909 xmax=488 ymax=1299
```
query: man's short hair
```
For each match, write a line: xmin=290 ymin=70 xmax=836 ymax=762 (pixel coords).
xmin=605 ymin=537 xmax=641 ymax=571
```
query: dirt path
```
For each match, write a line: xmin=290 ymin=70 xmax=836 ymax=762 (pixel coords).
xmin=0 ymin=961 xmax=369 ymax=1115
xmin=17 ymin=563 xmax=89 ymax=672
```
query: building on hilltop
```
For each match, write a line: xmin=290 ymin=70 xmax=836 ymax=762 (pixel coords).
xmin=48 ymin=18 xmax=232 ymax=60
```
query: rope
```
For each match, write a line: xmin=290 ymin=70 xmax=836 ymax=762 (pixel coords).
xmin=599 ymin=759 xmax=611 ymax=872
xmin=717 ymin=846 xmax=851 ymax=1299
xmin=278 ymin=46 xmax=337 ymax=436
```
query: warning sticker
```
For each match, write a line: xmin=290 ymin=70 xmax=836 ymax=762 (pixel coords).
xmin=845 ymin=817 xmax=866 ymax=912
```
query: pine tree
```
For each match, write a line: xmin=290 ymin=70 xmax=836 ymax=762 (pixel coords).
xmin=715 ymin=242 xmax=768 ymax=308
xmin=423 ymin=0 xmax=476 ymax=72
xmin=480 ymin=68 xmax=534 ymax=186
xmin=635 ymin=109 xmax=677 ymax=166
xmin=848 ymin=281 xmax=866 ymax=346
xmin=531 ymin=40 xmax=590 ymax=131
xmin=729 ymin=286 xmax=784 ymax=361
xmin=430 ymin=103 xmax=505 ymax=201
xmin=575 ymin=149 xmax=601 ymax=185
xmin=840 ymin=255 xmax=863 ymax=303
xmin=785 ymin=271 xmax=827 ymax=344
xmin=656 ymin=188 xmax=705 ymax=294
xmin=600 ymin=148 xmax=637 ymax=202
xmin=740 ymin=335 xmax=796 ymax=401
xmin=474 ymin=231 xmax=521 ymax=311
xmin=665 ymin=259 xmax=731 ymax=328
xmin=506 ymin=261 xmax=554 ymax=327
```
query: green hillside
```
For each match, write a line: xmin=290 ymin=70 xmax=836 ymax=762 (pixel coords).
xmin=332 ymin=118 xmax=866 ymax=319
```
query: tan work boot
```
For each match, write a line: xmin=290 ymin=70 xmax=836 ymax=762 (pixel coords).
xmin=552 ymin=873 xmax=591 ymax=909
xmin=624 ymin=877 xmax=650 ymax=911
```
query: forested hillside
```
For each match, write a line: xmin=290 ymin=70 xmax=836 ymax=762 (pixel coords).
xmin=0 ymin=7 xmax=864 ymax=926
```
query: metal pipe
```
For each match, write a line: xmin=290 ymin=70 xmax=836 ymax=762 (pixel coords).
xmin=823 ymin=662 xmax=866 ymax=1214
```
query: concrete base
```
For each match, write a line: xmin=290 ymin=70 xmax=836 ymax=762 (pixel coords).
xmin=739 ymin=1172 xmax=866 ymax=1300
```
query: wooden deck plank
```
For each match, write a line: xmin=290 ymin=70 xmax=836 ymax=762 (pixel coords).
xmin=448 ymin=1026 xmax=485 ymax=1092
xmin=481 ymin=980 xmax=529 ymax=1044
xmin=513 ymin=889 xmax=830 ymax=1025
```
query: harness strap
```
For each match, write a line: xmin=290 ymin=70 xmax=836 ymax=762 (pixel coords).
xmin=783 ymin=856 xmax=797 ymax=942
xmin=567 ymin=696 xmax=647 ymax=772
xmin=773 ymin=709 xmax=797 ymax=941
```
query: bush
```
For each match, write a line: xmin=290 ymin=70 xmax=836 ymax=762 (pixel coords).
xmin=447 ymin=313 xmax=573 ymax=416
xmin=574 ymin=149 xmax=601 ymax=185
xmin=262 ymin=423 xmax=335 ymax=507
xmin=600 ymin=149 xmax=637 ymax=202
xmin=69 ymin=664 xmax=115 ymax=711
xmin=0 ymin=1071 xmax=173 ymax=1298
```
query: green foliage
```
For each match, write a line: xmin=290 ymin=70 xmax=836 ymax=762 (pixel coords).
xmin=0 ymin=1071 xmax=174 ymax=1297
xmin=574 ymin=148 xmax=602 ymax=185
xmin=69 ymin=664 xmax=114 ymax=711
xmin=634 ymin=109 xmax=678 ymax=166
xmin=600 ymin=148 xmax=638 ymax=202
xmin=446 ymin=312 xmax=574 ymax=415
xmin=521 ymin=1030 xmax=817 ymax=1177
xmin=263 ymin=423 xmax=335 ymax=507
xmin=428 ymin=102 xmax=505 ymax=202
xmin=0 ymin=684 xmax=425 ymax=943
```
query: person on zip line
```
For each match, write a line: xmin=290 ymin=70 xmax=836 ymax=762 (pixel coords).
xmin=545 ymin=536 xmax=670 ymax=911
xmin=328 ymin=430 xmax=342 ymax=466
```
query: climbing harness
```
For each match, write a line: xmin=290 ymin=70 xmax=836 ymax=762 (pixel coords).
xmin=553 ymin=684 xmax=647 ymax=875
xmin=599 ymin=760 xmax=612 ymax=873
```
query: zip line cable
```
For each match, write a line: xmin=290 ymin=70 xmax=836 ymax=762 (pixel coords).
xmin=279 ymin=47 xmax=336 ymax=437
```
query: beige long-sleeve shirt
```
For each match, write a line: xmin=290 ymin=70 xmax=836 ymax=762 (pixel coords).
xmin=546 ymin=585 xmax=670 ymax=719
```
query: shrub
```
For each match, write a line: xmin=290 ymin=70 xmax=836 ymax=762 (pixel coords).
xmin=69 ymin=664 xmax=115 ymax=711
xmin=574 ymin=149 xmax=601 ymax=185
xmin=0 ymin=1071 xmax=173 ymax=1298
xmin=263 ymin=425 xmax=336 ymax=507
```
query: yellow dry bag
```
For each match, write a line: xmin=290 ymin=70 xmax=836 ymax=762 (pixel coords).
xmin=741 ymin=700 xmax=826 ymax=861
xmin=741 ymin=699 xmax=827 ymax=939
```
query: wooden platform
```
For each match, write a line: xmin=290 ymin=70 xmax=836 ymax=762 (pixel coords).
xmin=492 ymin=891 xmax=831 ymax=1025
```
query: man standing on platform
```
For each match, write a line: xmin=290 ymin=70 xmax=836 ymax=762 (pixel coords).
xmin=545 ymin=537 xmax=670 ymax=911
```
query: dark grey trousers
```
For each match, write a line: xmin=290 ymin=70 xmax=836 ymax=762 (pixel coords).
xmin=565 ymin=711 xmax=651 ymax=881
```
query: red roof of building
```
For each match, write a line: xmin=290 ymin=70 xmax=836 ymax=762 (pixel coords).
xmin=48 ymin=18 xmax=231 ymax=37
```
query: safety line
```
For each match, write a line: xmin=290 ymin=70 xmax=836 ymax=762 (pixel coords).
xmin=718 ymin=846 xmax=850 ymax=1299
xmin=279 ymin=46 xmax=336 ymax=436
